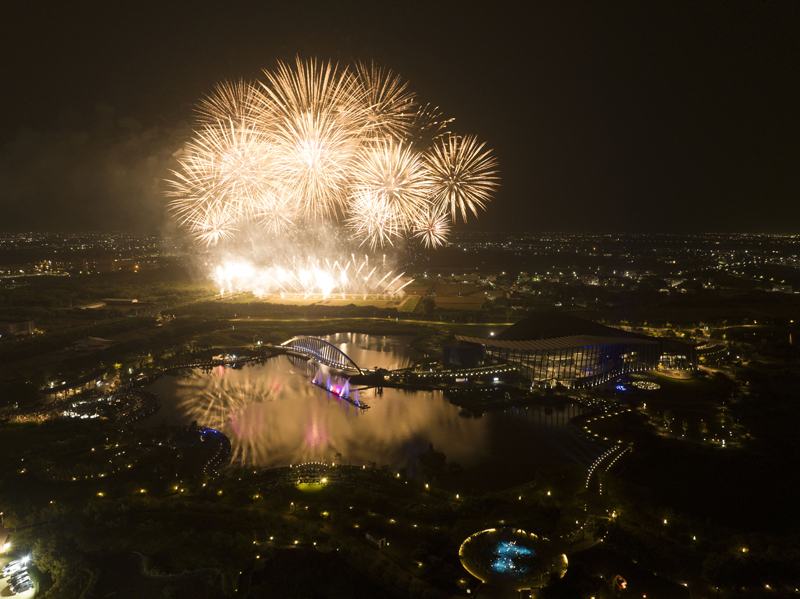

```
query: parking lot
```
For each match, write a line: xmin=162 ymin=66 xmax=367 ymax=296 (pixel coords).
xmin=0 ymin=555 xmax=36 ymax=598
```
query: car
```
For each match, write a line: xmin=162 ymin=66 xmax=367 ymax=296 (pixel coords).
xmin=9 ymin=575 xmax=32 ymax=587
xmin=8 ymin=570 xmax=30 ymax=584
xmin=9 ymin=572 xmax=30 ymax=585
xmin=10 ymin=580 xmax=32 ymax=593
xmin=8 ymin=568 xmax=28 ymax=579
xmin=11 ymin=579 xmax=34 ymax=594
xmin=2 ymin=560 xmax=25 ymax=576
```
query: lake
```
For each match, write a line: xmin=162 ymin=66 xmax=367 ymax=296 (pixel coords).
xmin=144 ymin=333 xmax=600 ymax=492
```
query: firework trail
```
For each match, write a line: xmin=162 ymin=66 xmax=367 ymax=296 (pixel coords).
xmin=168 ymin=58 xmax=498 ymax=295
xmin=169 ymin=57 xmax=497 ymax=248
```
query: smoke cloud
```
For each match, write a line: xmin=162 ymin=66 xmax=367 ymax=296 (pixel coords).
xmin=0 ymin=104 xmax=188 ymax=233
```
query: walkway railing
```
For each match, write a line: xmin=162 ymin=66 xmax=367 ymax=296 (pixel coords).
xmin=281 ymin=337 xmax=362 ymax=374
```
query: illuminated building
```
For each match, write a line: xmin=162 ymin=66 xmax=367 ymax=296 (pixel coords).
xmin=0 ymin=320 xmax=34 ymax=336
xmin=456 ymin=314 xmax=697 ymax=388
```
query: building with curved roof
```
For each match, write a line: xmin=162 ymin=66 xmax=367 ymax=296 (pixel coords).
xmin=456 ymin=313 xmax=696 ymax=389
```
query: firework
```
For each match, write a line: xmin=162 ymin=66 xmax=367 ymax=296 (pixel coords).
xmin=169 ymin=58 xmax=498 ymax=298
xmin=353 ymin=61 xmax=416 ymax=140
xmin=213 ymin=253 xmax=412 ymax=298
xmin=345 ymin=140 xmax=431 ymax=247
xmin=169 ymin=57 xmax=498 ymax=249
xmin=196 ymin=79 xmax=268 ymax=127
xmin=413 ymin=209 xmax=451 ymax=249
xmin=169 ymin=117 xmax=272 ymax=241
xmin=427 ymin=134 xmax=500 ymax=223
xmin=259 ymin=58 xmax=363 ymax=221
xmin=405 ymin=103 xmax=454 ymax=149
xmin=188 ymin=203 xmax=239 ymax=246
xmin=255 ymin=190 xmax=295 ymax=236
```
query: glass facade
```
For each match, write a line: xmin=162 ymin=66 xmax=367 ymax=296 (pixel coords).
xmin=456 ymin=335 xmax=697 ymax=389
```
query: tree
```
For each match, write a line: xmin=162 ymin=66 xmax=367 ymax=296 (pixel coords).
xmin=419 ymin=297 xmax=436 ymax=315
xmin=702 ymin=552 xmax=739 ymax=591
xmin=538 ymin=562 xmax=602 ymax=599
xmin=410 ymin=543 xmax=432 ymax=567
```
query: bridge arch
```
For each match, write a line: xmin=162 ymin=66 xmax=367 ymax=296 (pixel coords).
xmin=281 ymin=337 xmax=363 ymax=374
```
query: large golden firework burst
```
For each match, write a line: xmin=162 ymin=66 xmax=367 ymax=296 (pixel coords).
xmin=168 ymin=57 xmax=499 ymax=248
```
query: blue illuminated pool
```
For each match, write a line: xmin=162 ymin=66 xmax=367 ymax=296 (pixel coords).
xmin=460 ymin=527 xmax=566 ymax=590
xmin=490 ymin=541 xmax=536 ymax=574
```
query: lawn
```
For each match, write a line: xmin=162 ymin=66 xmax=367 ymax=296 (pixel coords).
xmin=252 ymin=294 xmax=401 ymax=308
xmin=631 ymin=372 xmax=739 ymax=443
xmin=586 ymin=372 xmax=741 ymax=445
xmin=433 ymin=297 xmax=486 ymax=309
xmin=296 ymin=482 xmax=328 ymax=493
xmin=399 ymin=296 xmax=420 ymax=312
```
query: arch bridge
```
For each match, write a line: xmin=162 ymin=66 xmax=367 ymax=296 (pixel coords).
xmin=281 ymin=337 xmax=362 ymax=374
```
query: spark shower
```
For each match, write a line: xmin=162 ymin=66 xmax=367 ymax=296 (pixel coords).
xmin=168 ymin=58 xmax=499 ymax=297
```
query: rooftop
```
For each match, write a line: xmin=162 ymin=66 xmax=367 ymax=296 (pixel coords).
xmin=496 ymin=313 xmax=648 ymax=342
xmin=456 ymin=334 xmax=658 ymax=352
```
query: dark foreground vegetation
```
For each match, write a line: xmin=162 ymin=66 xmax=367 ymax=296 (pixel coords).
xmin=3 ymin=264 xmax=800 ymax=597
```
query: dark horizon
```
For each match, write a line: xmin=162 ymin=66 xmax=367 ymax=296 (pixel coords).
xmin=1 ymin=1 xmax=798 ymax=235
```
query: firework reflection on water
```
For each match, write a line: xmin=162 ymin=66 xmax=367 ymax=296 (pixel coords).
xmin=169 ymin=355 xmax=488 ymax=470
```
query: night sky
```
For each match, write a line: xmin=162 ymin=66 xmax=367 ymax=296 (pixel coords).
xmin=1 ymin=1 xmax=798 ymax=234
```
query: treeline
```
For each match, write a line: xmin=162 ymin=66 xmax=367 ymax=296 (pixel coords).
xmin=0 ymin=266 xmax=210 ymax=320
xmin=59 ymin=319 xmax=229 ymax=372
xmin=11 ymin=496 xmax=322 ymax=598
xmin=176 ymin=299 xmax=511 ymax=324
xmin=0 ymin=284 xmax=85 ymax=309
xmin=174 ymin=301 xmax=403 ymax=320
xmin=0 ymin=319 xmax=229 ymax=407
xmin=0 ymin=317 xmax=157 ymax=365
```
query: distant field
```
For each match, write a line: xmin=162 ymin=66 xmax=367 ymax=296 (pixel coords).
xmin=433 ymin=282 xmax=482 ymax=295
xmin=430 ymin=281 xmax=488 ymax=309
xmin=314 ymin=298 xmax=399 ymax=307
xmin=434 ymin=296 xmax=486 ymax=309
xmin=218 ymin=293 xmax=255 ymax=303
xmin=252 ymin=297 xmax=325 ymax=306
xmin=296 ymin=482 xmax=327 ymax=493
xmin=401 ymin=284 xmax=431 ymax=296
xmin=250 ymin=294 xmax=400 ymax=308
xmin=399 ymin=296 xmax=420 ymax=312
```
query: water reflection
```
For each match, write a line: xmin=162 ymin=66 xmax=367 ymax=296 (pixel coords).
xmin=497 ymin=403 xmax=586 ymax=430
xmin=323 ymin=332 xmax=416 ymax=371
xmin=144 ymin=334 xmax=599 ymax=490
xmin=148 ymin=350 xmax=490 ymax=473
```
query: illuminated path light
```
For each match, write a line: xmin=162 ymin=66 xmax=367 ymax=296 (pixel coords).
xmin=585 ymin=443 xmax=631 ymax=495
